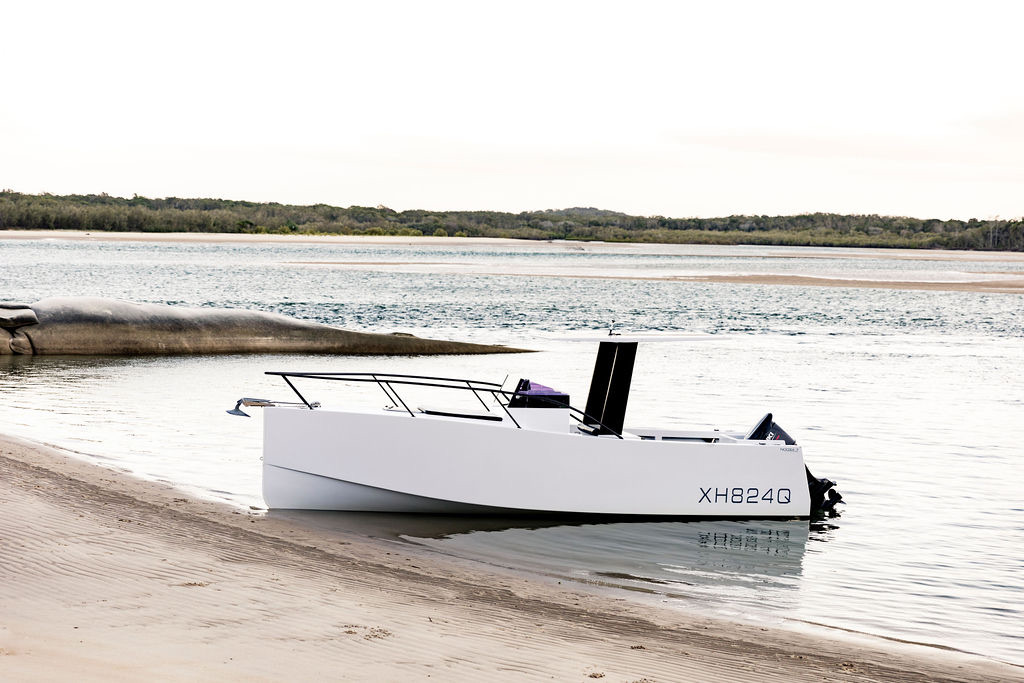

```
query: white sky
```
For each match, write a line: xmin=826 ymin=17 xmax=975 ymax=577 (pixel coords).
xmin=3 ymin=1 xmax=1023 ymax=219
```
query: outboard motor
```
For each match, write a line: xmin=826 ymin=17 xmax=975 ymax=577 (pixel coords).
xmin=745 ymin=412 xmax=797 ymax=444
xmin=807 ymin=470 xmax=843 ymax=515
xmin=747 ymin=412 xmax=843 ymax=515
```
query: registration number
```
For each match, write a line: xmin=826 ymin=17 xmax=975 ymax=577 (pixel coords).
xmin=698 ymin=487 xmax=791 ymax=504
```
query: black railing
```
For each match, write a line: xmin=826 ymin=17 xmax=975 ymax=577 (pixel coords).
xmin=265 ymin=371 xmax=624 ymax=439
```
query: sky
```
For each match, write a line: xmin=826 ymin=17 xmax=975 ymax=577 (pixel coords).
xmin=3 ymin=1 xmax=1023 ymax=220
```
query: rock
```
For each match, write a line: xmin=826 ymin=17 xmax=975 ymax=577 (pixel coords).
xmin=0 ymin=304 xmax=39 ymax=329
xmin=0 ymin=297 xmax=527 ymax=356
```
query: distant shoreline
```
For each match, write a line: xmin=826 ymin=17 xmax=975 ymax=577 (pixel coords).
xmin=3 ymin=190 xmax=1022 ymax=250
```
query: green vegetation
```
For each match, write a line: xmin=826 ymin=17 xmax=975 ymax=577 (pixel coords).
xmin=1 ymin=191 xmax=1022 ymax=251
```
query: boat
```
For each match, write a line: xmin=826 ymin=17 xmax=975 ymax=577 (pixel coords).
xmin=229 ymin=339 xmax=842 ymax=517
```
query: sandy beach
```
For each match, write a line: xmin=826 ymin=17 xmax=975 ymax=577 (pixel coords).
xmin=1 ymin=435 xmax=1018 ymax=681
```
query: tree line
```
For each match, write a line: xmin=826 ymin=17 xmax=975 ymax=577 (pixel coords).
xmin=1 ymin=191 xmax=1021 ymax=251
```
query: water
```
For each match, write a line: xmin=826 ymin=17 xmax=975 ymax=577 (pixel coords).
xmin=1 ymin=236 xmax=1022 ymax=665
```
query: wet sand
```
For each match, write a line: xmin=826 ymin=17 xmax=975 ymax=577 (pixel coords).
xmin=1 ymin=434 xmax=1018 ymax=681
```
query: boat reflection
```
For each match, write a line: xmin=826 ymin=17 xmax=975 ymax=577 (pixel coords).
xmin=268 ymin=509 xmax=617 ymax=538
xmin=270 ymin=511 xmax=831 ymax=608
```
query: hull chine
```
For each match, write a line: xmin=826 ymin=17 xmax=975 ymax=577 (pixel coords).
xmin=263 ymin=464 xmax=516 ymax=513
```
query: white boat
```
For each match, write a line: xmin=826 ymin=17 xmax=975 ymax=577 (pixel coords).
xmin=231 ymin=340 xmax=842 ymax=517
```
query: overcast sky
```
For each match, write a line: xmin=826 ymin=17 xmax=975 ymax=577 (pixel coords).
xmin=4 ymin=1 xmax=1022 ymax=219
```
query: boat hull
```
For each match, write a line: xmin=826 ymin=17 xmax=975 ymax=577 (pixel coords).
xmin=262 ymin=407 xmax=813 ymax=517
xmin=260 ymin=405 xmax=811 ymax=518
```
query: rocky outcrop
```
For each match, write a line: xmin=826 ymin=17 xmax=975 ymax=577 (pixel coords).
xmin=0 ymin=298 xmax=526 ymax=356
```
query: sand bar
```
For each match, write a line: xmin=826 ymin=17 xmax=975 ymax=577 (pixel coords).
xmin=9 ymin=229 xmax=1023 ymax=294
xmin=0 ymin=229 xmax=532 ymax=248
xmin=4 ymin=228 xmax=1024 ymax=262
xmin=1 ymin=434 xmax=1018 ymax=681
xmin=288 ymin=261 xmax=1024 ymax=294
xmin=676 ymin=273 xmax=1024 ymax=294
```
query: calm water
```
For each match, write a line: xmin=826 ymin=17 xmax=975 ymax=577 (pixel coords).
xmin=1 ymin=237 xmax=1022 ymax=665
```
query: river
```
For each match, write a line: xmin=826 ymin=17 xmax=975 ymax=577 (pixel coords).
xmin=1 ymin=235 xmax=1021 ymax=665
